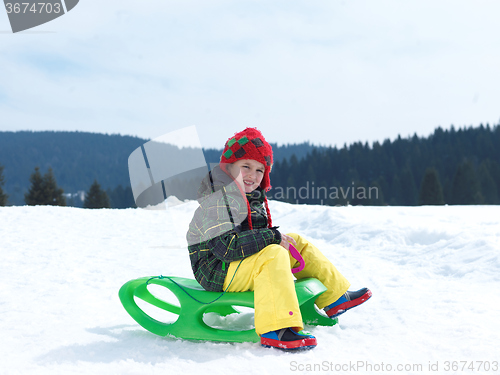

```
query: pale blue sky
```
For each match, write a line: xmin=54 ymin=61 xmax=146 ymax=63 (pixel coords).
xmin=1 ymin=0 xmax=499 ymax=148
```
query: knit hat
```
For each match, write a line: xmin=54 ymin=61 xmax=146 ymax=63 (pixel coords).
xmin=220 ymin=127 xmax=274 ymax=229
xmin=220 ymin=127 xmax=273 ymax=192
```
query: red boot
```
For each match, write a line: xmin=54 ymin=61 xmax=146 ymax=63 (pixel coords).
xmin=261 ymin=328 xmax=317 ymax=351
xmin=324 ymin=288 xmax=372 ymax=318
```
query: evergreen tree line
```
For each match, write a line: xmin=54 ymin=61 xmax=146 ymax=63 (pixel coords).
xmin=269 ymin=124 xmax=500 ymax=206
xmin=2 ymin=124 xmax=499 ymax=208
xmin=0 ymin=131 xmax=146 ymax=205
xmin=0 ymin=164 xmax=135 ymax=208
xmin=0 ymin=130 xmax=321 ymax=206
xmin=0 ymin=131 xmax=313 ymax=205
xmin=0 ymin=165 xmax=7 ymax=206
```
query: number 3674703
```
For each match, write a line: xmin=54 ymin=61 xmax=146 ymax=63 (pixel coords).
xmin=5 ymin=3 xmax=62 ymax=14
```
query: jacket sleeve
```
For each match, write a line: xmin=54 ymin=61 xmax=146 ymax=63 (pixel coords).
xmin=208 ymin=227 xmax=282 ymax=263
xmin=198 ymin=183 xmax=249 ymax=243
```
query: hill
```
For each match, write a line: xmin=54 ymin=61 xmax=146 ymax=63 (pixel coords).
xmin=0 ymin=131 xmax=146 ymax=205
xmin=1 ymin=203 xmax=498 ymax=373
xmin=0 ymin=131 xmax=320 ymax=206
xmin=1 ymin=124 xmax=499 ymax=207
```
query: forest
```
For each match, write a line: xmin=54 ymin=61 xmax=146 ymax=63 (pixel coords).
xmin=0 ymin=124 xmax=499 ymax=207
xmin=0 ymin=131 xmax=144 ymax=207
xmin=268 ymin=124 xmax=500 ymax=206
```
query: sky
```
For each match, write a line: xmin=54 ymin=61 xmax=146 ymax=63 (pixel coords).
xmin=1 ymin=0 xmax=499 ymax=149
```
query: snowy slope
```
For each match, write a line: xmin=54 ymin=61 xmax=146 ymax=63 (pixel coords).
xmin=1 ymin=202 xmax=499 ymax=375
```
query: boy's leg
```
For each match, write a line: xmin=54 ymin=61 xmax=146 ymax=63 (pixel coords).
xmin=223 ymin=244 xmax=304 ymax=336
xmin=287 ymin=233 xmax=351 ymax=309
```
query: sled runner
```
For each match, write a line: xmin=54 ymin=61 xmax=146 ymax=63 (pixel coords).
xmin=119 ymin=276 xmax=337 ymax=343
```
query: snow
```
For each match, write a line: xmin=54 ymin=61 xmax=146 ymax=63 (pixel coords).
xmin=1 ymin=202 xmax=499 ymax=374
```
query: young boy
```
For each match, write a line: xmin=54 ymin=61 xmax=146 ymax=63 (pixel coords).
xmin=187 ymin=127 xmax=371 ymax=350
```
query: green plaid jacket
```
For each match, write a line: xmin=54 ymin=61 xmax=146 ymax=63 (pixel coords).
xmin=186 ymin=166 xmax=281 ymax=291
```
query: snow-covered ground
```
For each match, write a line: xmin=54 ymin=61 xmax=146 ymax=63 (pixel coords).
xmin=1 ymin=202 xmax=499 ymax=375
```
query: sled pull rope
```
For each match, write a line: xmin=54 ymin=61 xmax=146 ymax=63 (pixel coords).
xmin=145 ymin=259 xmax=244 ymax=305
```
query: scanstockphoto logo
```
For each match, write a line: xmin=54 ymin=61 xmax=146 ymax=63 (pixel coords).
xmin=3 ymin=0 xmax=79 ymax=33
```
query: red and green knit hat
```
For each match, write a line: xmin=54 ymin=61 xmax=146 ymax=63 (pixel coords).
xmin=220 ymin=127 xmax=273 ymax=192
xmin=220 ymin=127 xmax=274 ymax=229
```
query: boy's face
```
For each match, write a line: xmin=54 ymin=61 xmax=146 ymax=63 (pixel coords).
xmin=229 ymin=159 xmax=265 ymax=193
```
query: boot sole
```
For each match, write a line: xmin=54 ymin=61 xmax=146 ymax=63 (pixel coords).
xmin=261 ymin=337 xmax=317 ymax=351
xmin=326 ymin=289 xmax=372 ymax=318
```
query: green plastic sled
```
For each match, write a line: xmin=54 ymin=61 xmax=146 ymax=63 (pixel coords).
xmin=119 ymin=276 xmax=337 ymax=343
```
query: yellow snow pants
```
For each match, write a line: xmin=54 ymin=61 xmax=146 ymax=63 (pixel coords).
xmin=222 ymin=233 xmax=351 ymax=336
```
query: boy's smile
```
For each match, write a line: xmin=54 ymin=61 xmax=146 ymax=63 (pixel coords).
xmin=228 ymin=159 xmax=265 ymax=193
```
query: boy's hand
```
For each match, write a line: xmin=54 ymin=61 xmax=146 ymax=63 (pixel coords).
xmin=280 ymin=234 xmax=297 ymax=250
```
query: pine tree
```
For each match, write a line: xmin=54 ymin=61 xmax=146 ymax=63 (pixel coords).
xmin=107 ymin=185 xmax=136 ymax=208
xmin=24 ymin=167 xmax=45 ymax=205
xmin=419 ymin=168 xmax=445 ymax=205
xmin=376 ymin=176 xmax=390 ymax=203
xmin=43 ymin=168 xmax=66 ymax=206
xmin=350 ymin=181 xmax=369 ymax=206
xmin=400 ymin=167 xmax=418 ymax=205
xmin=369 ymin=180 xmax=385 ymax=206
xmin=286 ymin=175 xmax=295 ymax=203
xmin=389 ymin=175 xmax=403 ymax=206
xmin=84 ymin=180 xmax=111 ymax=209
xmin=0 ymin=164 xmax=8 ymax=206
xmin=442 ymin=177 xmax=453 ymax=204
xmin=486 ymin=160 xmax=500 ymax=190
xmin=25 ymin=167 xmax=66 ymax=206
xmin=478 ymin=162 xmax=498 ymax=204
xmin=451 ymin=161 xmax=483 ymax=205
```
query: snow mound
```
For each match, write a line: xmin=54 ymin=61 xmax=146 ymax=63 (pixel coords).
xmin=1 ymin=204 xmax=499 ymax=374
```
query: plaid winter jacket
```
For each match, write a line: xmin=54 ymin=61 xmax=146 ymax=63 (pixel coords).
xmin=186 ymin=165 xmax=282 ymax=291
